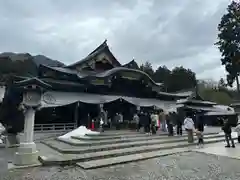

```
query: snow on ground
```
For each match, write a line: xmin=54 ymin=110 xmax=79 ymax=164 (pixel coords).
xmin=58 ymin=126 xmax=100 ymax=140
xmin=0 ymin=123 xmax=5 ymax=134
xmin=0 ymin=123 xmax=5 ymax=144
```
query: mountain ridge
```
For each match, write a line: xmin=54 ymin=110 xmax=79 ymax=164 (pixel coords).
xmin=0 ymin=52 xmax=65 ymax=67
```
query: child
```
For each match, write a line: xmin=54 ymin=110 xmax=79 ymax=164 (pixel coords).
xmin=100 ymin=118 xmax=104 ymax=132
xmin=234 ymin=120 xmax=240 ymax=143
xmin=195 ymin=114 xmax=204 ymax=147
xmin=195 ymin=129 xmax=204 ymax=148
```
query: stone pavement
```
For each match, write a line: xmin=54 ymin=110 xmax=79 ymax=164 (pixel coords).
xmin=1 ymin=152 xmax=240 ymax=180
xmin=194 ymin=141 xmax=240 ymax=159
xmin=0 ymin=147 xmax=16 ymax=173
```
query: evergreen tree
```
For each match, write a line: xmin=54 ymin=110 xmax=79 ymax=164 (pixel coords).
xmin=140 ymin=61 xmax=154 ymax=78
xmin=215 ymin=1 xmax=240 ymax=92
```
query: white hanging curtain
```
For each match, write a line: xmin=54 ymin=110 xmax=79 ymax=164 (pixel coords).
xmin=41 ymin=91 xmax=121 ymax=108
xmin=41 ymin=91 xmax=178 ymax=112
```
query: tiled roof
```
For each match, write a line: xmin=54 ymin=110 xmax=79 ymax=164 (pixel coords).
xmin=14 ymin=77 xmax=52 ymax=89
xmin=66 ymin=40 xmax=121 ymax=68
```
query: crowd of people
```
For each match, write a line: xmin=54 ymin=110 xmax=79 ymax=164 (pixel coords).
xmin=96 ymin=109 xmax=240 ymax=149
xmin=132 ymin=110 xmax=175 ymax=136
xmin=96 ymin=109 xmax=206 ymax=147
xmin=132 ymin=111 xmax=205 ymax=147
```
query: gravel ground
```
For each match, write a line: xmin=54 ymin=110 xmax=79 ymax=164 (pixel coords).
xmin=0 ymin=152 xmax=240 ymax=180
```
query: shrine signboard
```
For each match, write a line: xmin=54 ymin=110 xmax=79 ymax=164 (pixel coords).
xmin=121 ymin=72 xmax=140 ymax=80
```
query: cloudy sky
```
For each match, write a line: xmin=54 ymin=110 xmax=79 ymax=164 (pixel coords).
xmin=0 ymin=0 xmax=231 ymax=81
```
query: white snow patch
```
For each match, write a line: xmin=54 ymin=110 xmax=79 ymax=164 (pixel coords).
xmin=58 ymin=126 xmax=100 ymax=140
xmin=214 ymin=105 xmax=235 ymax=112
xmin=0 ymin=86 xmax=5 ymax=103
xmin=0 ymin=123 xmax=5 ymax=144
xmin=0 ymin=123 xmax=5 ymax=134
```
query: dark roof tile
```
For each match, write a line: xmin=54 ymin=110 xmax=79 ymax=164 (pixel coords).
xmin=66 ymin=40 xmax=121 ymax=68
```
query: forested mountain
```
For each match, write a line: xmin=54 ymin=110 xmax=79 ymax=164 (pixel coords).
xmin=0 ymin=52 xmax=64 ymax=67
xmin=0 ymin=53 xmax=64 ymax=81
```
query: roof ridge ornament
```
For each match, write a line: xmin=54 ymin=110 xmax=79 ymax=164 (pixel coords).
xmin=103 ymin=39 xmax=107 ymax=45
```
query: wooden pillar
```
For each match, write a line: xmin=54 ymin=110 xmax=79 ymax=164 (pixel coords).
xmin=74 ymin=102 xmax=79 ymax=128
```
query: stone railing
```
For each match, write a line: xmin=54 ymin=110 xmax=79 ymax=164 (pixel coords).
xmin=34 ymin=123 xmax=77 ymax=132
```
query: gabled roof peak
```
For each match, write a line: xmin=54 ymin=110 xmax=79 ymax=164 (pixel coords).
xmin=88 ymin=39 xmax=108 ymax=56
xmin=66 ymin=40 xmax=121 ymax=68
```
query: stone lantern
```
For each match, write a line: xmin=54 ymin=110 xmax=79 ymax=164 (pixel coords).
xmin=13 ymin=78 xmax=51 ymax=166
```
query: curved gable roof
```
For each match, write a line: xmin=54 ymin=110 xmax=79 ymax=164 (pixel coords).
xmin=93 ymin=67 xmax=161 ymax=86
xmin=66 ymin=40 xmax=121 ymax=69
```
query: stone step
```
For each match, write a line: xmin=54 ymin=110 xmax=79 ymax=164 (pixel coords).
xmin=39 ymin=136 xmax=234 ymax=167
xmin=71 ymin=133 xmax=156 ymax=141
xmin=76 ymin=137 xmax=235 ymax=169
xmin=60 ymin=136 xmax=228 ymax=162
xmin=63 ymin=133 xmax=217 ymax=146
xmin=70 ymin=133 xmax=186 ymax=145
xmin=37 ymin=143 xmax=68 ymax=165
xmin=76 ymin=148 xmax=189 ymax=169
xmin=43 ymin=134 xmax=224 ymax=154
xmin=71 ymin=131 xmax=218 ymax=141
xmin=86 ymin=130 xmax=145 ymax=137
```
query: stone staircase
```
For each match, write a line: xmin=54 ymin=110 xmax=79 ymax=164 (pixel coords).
xmin=38 ymin=130 xmax=234 ymax=169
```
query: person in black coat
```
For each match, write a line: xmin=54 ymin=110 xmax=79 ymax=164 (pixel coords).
xmin=196 ymin=114 xmax=204 ymax=147
xmin=175 ymin=113 xmax=182 ymax=136
xmin=166 ymin=113 xmax=174 ymax=136
xmin=144 ymin=112 xmax=151 ymax=134
xmin=139 ymin=111 xmax=145 ymax=132
xmin=222 ymin=117 xmax=235 ymax=148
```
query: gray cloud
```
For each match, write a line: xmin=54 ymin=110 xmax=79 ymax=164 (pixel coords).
xmin=0 ymin=0 xmax=230 ymax=81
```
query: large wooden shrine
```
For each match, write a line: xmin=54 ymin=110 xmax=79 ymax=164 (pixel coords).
xmin=37 ymin=40 xmax=188 ymax=101
xmin=0 ymin=40 xmax=237 ymax=131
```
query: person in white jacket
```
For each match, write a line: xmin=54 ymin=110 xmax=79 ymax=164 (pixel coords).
xmin=234 ymin=120 xmax=240 ymax=143
xmin=184 ymin=113 xmax=195 ymax=143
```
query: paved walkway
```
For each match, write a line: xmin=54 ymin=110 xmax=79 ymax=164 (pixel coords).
xmin=194 ymin=141 xmax=240 ymax=159
xmin=1 ymin=151 xmax=240 ymax=180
